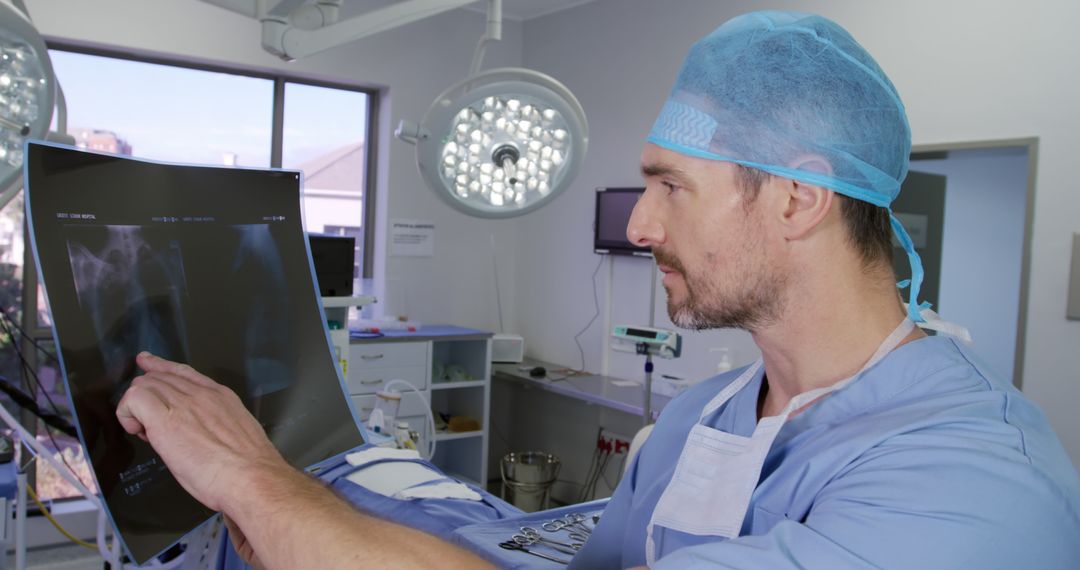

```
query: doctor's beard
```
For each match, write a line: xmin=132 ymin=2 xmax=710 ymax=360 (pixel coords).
xmin=652 ymin=245 xmax=787 ymax=332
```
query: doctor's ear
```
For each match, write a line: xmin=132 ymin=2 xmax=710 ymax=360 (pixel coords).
xmin=773 ymin=155 xmax=835 ymax=240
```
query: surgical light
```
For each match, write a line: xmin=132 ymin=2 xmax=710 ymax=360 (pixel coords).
xmin=399 ymin=67 xmax=588 ymax=218
xmin=0 ymin=0 xmax=56 ymax=207
xmin=197 ymin=0 xmax=589 ymax=216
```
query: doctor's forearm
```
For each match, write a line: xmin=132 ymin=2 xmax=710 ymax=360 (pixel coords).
xmin=224 ymin=463 xmax=494 ymax=569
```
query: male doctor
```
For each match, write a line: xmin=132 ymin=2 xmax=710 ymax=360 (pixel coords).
xmin=117 ymin=10 xmax=1080 ymax=570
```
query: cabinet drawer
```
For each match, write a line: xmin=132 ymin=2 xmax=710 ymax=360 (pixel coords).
xmin=349 ymin=342 xmax=427 ymax=371
xmin=352 ymin=393 xmax=430 ymax=420
xmin=346 ymin=365 xmax=428 ymax=395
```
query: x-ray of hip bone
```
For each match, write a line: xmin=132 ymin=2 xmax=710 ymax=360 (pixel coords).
xmin=66 ymin=225 xmax=191 ymax=387
xmin=25 ymin=142 xmax=364 ymax=564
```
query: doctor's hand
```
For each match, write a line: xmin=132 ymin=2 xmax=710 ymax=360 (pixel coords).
xmin=224 ymin=515 xmax=266 ymax=570
xmin=116 ymin=351 xmax=290 ymax=513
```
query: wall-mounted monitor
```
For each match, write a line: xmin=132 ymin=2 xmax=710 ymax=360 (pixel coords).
xmin=594 ymin=187 xmax=651 ymax=257
xmin=308 ymin=233 xmax=356 ymax=297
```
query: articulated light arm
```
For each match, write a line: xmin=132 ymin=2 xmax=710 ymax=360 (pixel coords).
xmin=202 ymin=0 xmax=481 ymax=61
xmin=264 ymin=0 xmax=478 ymax=60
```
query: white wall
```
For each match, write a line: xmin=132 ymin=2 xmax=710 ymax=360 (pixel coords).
xmin=911 ymin=148 xmax=1029 ymax=382
xmin=24 ymin=0 xmax=526 ymax=334
xmin=519 ymin=0 xmax=1080 ymax=467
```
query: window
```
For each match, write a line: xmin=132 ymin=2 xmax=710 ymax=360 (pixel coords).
xmin=0 ymin=45 xmax=376 ymax=500
xmin=51 ymin=50 xmax=275 ymax=166
xmin=283 ymin=82 xmax=370 ymax=295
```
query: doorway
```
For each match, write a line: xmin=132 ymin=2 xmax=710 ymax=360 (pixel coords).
xmin=897 ymin=139 xmax=1037 ymax=388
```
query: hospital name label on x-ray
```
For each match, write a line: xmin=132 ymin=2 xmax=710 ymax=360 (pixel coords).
xmin=56 ymin=212 xmax=96 ymax=220
xmin=390 ymin=218 xmax=435 ymax=257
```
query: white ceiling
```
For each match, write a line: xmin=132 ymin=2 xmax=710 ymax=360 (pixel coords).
xmin=463 ymin=0 xmax=598 ymax=22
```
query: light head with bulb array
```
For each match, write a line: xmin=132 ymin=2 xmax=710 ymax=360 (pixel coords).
xmin=405 ymin=67 xmax=588 ymax=218
xmin=0 ymin=1 xmax=54 ymax=182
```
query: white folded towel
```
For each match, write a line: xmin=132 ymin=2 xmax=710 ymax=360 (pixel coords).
xmin=346 ymin=447 xmax=421 ymax=468
xmin=393 ymin=482 xmax=482 ymax=501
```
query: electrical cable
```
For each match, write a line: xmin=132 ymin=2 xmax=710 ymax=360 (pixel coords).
xmin=598 ymin=454 xmax=612 ymax=494
xmin=601 ymin=453 xmax=628 ymax=493
xmin=587 ymin=452 xmax=610 ymax=500
xmin=382 ymin=378 xmax=437 ymax=460
xmin=572 ymin=255 xmax=605 ymax=373
xmin=0 ymin=311 xmax=89 ymax=490
xmin=577 ymin=447 xmax=600 ymax=503
xmin=0 ymin=304 xmax=59 ymax=363
xmin=578 ymin=427 xmax=604 ymax=502
xmin=487 ymin=414 xmax=513 ymax=450
xmin=490 ymin=234 xmax=505 ymax=334
xmin=0 ymin=377 xmax=76 ymax=437
xmin=25 ymin=482 xmax=96 ymax=550
xmin=0 ymin=307 xmax=66 ymax=417
xmin=583 ymin=451 xmax=611 ymax=502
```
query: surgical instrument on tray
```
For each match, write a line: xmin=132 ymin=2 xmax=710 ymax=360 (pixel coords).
xmin=511 ymin=534 xmax=577 ymax=557
xmin=498 ymin=541 xmax=570 ymax=565
xmin=521 ymin=526 xmax=588 ymax=546
xmin=515 ymin=528 xmax=584 ymax=554
xmin=542 ymin=513 xmax=593 ymax=536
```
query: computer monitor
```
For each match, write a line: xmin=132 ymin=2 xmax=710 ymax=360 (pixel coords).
xmin=24 ymin=142 xmax=363 ymax=564
xmin=593 ymin=187 xmax=651 ymax=257
xmin=308 ymin=234 xmax=356 ymax=297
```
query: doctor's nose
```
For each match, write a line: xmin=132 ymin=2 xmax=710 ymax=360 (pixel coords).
xmin=626 ymin=193 xmax=665 ymax=248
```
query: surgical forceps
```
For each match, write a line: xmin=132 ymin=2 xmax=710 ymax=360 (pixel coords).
xmin=516 ymin=527 xmax=585 ymax=555
xmin=498 ymin=541 xmax=570 ymax=565
xmin=542 ymin=512 xmax=593 ymax=536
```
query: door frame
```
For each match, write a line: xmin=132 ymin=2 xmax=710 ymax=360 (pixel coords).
xmin=910 ymin=137 xmax=1038 ymax=389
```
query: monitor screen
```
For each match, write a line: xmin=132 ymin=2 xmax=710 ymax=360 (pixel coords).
xmin=25 ymin=142 xmax=364 ymax=564
xmin=594 ymin=188 xmax=651 ymax=257
xmin=308 ymin=234 xmax=356 ymax=297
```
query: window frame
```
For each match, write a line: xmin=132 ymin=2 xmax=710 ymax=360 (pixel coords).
xmin=16 ymin=39 xmax=380 ymax=505
xmin=44 ymin=37 xmax=380 ymax=278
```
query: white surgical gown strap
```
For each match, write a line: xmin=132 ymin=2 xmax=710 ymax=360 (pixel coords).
xmin=915 ymin=306 xmax=973 ymax=345
xmin=644 ymin=318 xmax=915 ymax=566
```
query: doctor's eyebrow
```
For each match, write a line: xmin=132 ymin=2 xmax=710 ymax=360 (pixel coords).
xmin=641 ymin=163 xmax=691 ymax=185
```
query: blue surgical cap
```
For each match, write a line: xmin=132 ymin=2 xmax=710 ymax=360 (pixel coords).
xmin=648 ymin=11 xmax=927 ymax=322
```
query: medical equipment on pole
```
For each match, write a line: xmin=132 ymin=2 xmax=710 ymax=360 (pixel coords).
xmin=610 ymin=325 xmax=682 ymax=425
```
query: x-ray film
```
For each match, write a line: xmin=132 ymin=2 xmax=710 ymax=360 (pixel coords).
xmin=24 ymin=142 xmax=364 ymax=564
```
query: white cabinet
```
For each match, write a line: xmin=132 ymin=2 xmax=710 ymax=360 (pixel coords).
xmin=347 ymin=331 xmax=491 ymax=486
xmin=347 ymin=341 xmax=429 ymax=395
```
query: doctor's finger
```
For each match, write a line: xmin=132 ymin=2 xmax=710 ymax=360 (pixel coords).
xmin=130 ymin=372 xmax=199 ymax=401
xmin=116 ymin=379 xmax=171 ymax=436
xmin=136 ymin=352 xmax=218 ymax=388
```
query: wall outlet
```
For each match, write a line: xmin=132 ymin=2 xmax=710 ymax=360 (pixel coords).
xmin=599 ymin=428 xmax=631 ymax=455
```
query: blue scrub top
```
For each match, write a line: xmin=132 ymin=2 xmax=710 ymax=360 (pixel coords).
xmin=570 ymin=337 xmax=1080 ymax=569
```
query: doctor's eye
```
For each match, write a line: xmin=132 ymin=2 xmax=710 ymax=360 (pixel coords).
xmin=662 ymin=181 xmax=679 ymax=195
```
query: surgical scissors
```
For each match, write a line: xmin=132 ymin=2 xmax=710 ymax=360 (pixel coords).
xmin=516 ymin=527 xmax=585 ymax=554
xmin=498 ymin=541 xmax=570 ymax=565
xmin=542 ymin=513 xmax=593 ymax=536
